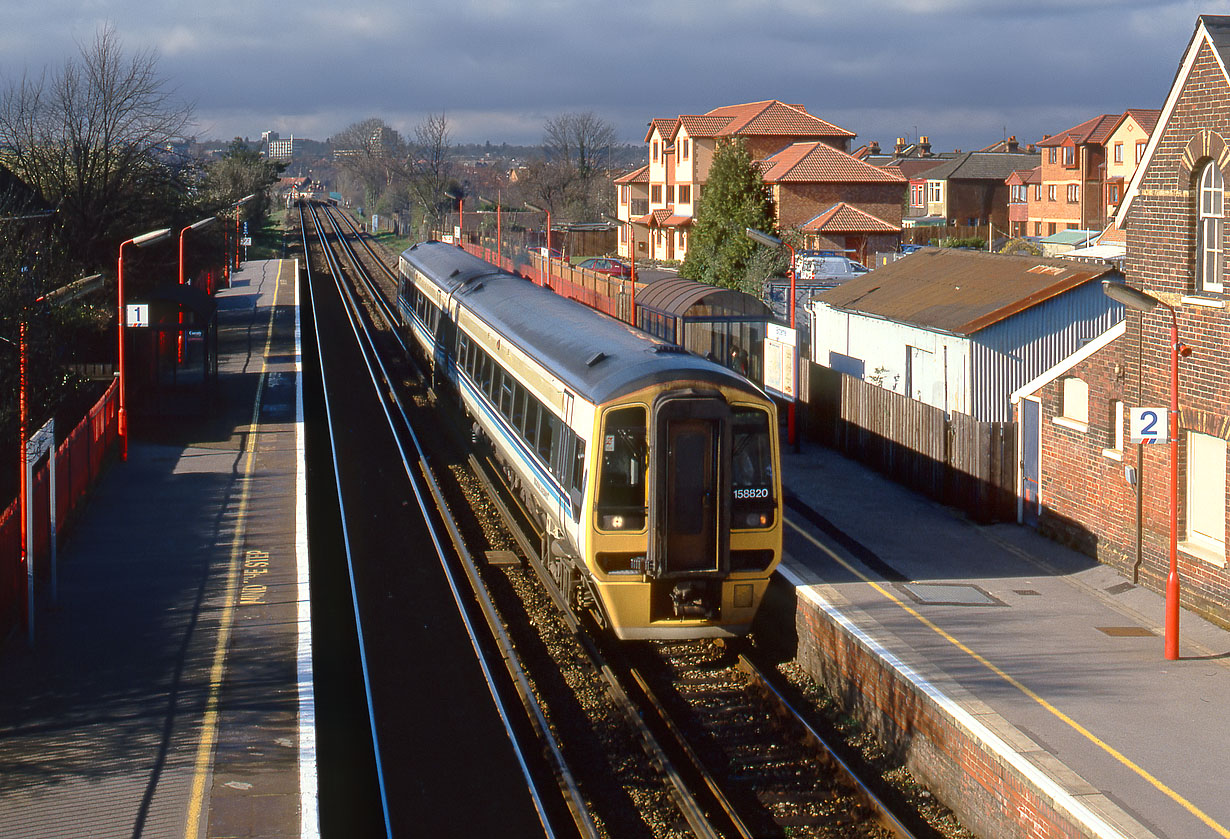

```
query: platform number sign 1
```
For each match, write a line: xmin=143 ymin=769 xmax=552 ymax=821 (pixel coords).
xmin=1129 ymin=406 xmax=1168 ymax=444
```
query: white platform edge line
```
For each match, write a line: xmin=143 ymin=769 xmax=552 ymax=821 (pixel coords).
xmin=294 ymin=259 xmax=320 ymax=838
xmin=778 ymin=562 xmax=1130 ymax=839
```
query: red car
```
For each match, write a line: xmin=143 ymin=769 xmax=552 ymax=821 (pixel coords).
xmin=578 ymin=257 xmax=632 ymax=278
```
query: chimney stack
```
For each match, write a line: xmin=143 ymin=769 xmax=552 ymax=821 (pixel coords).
xmin=895 ymin=137 xmax=906 ymax=155
xmin=869 ymin=141 xmax=881 ymax=155
xmin=920 ymin=135 xmax=932 ymax=156
xmin=1007 ymin=135 xmax=1019 ymax=153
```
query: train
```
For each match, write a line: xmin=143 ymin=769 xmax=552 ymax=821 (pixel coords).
xmin=397 ymin=241 xmax=782 ymax=640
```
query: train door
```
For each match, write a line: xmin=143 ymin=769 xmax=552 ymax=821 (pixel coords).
xmin=433 ymin=300 xmax=456 ymax=384
xmin=649 ymin=392 xmax=731 ymax=576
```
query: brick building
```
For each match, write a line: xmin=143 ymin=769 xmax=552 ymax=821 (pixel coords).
xmin=1015 ymin=15 xmax=1230 ymax=625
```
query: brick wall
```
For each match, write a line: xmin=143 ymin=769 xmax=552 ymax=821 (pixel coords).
xmin=1037 ymin=38 xmax=1230 ymax=626
xmin=774 ymin=182 xmax=904 ymax=231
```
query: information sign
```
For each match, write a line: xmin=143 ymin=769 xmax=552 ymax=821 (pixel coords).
xmin=763 ymin=323 xmax=797 ymax=401
xmin=125 ymin=303 xmax=149 ymax=327
xmin=1129 ymin=406 xmax=1168 ymax=444
xmin=239 ymin=237 xmax=253 ymax=247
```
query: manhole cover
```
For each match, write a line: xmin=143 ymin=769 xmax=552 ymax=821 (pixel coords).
xmin=1013 ymin=589 xmax=1041 ymax=596
xmin=1096 ymin=626 xmax=1155 ymax=637
xmin=899 ymin=583 xmax=1003 ymax=606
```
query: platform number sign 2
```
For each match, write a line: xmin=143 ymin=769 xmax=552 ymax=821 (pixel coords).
xmin=1129 ymin=406 xmax=1168 ymax=444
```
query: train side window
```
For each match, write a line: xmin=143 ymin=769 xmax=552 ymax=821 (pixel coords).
xmin=537 ymin=411 xmax=555 ymax=463
xmin=548 ymin=416 xmax=566 ymax=475
xmin=596 ymin=407 xmax=646 ymax=527
xmin=481 ymin=353 xmax=495 ymax=395
xmin=457 ymin=334 xmax=470 ymax=371
xmin=512 ymin=385 xmax=527 ymax=433
xmin=524 ymin=399 xmax=540 ymax=450
xmin=499 ymin=371 xmax=514 ymax=417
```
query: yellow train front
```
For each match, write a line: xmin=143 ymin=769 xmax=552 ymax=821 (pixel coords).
xmin=398 ymin=241 xmax=782 ymax=640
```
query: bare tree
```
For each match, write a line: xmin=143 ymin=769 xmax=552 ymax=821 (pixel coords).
xmin=0 ymin=25 xmax=194 ymax=265
xmin=532 ymin=111 xmax=617 ymax=222
xmin=330 ymin=117 xmax=406 ymax=207
xmin=406 ymin=112 xmax=456 ymax=236
xmin=544 ymin=111 xmax=616 ymax=179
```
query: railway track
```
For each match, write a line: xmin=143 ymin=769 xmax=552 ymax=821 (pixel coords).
xmin=300 ymin=201 xmax=935 ymax=838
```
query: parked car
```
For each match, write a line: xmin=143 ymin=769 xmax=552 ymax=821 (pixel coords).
xmin=794 ymin=254 xmax=868 ymax=283
xmin=578 ymin=257 xmax=633 ymax=278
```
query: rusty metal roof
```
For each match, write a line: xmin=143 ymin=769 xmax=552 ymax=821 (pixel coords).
xmin=815 ymin=248 xmax=1117 ymax=335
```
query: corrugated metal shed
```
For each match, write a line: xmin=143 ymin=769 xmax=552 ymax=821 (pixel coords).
xmin=816 ymin=248 xmax=1117 ymax=336
xmin=636 ymin=277 xmax=772 ymax=318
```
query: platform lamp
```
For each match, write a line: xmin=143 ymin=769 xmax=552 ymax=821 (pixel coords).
xmin=118 ymin=227 xmax=172 ymax=461
xmin=524 ymin=202 xmax=552 ymax=259
xmin=178 ymin=216 xmax=216 ymax=362
xmin=232 ymin=193 xmax=256 ymax=273
xmin=746 ymin=227 xmax=797 ymax=448
xmin=1101 ymin=279 xmax=1190 ymax=660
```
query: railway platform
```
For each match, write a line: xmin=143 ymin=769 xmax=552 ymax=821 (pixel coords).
xmin=0 ymin=259 xmax=312 ymax=839
xmin=777 ymin=439 xmax=1230 ymax=839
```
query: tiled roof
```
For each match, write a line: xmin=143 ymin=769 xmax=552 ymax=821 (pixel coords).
xmin=760 ymin=142 xmax=906 ymax=183
xmin=1122 ymin=108 xmax=1161 ymax=136
xmin=614 ymin=165 xmax=650 ymax=184
xmin=677 ymin=115 xmax=736 ymax=138
xmin=644 ymin=118 xmax=679 ymax=142
xmin=1039 ymin=113 xmax=1128 ymax=147
xmin=816 ymin=249 xmax=1115 ymax=335
xmin=921 ymin=151 xmax=1042 ymax=182
xmin=801 ymin=203 xmax=900 ymax=234
xmin=705 ymin=100 xmax=855 ymax=138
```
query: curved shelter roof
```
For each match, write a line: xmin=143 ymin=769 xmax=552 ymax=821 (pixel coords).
xmin=636 ymin=277 xmax=772 ymax=319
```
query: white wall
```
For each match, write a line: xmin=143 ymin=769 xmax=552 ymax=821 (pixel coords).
xmin=810 ymin=302 xmax=972 ymax=415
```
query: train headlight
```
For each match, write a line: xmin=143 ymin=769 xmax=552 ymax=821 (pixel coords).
xmin=737 ymin=511 xmax=773 ymax=528
xmin=601 ymin=513 xmax=644 ymax=531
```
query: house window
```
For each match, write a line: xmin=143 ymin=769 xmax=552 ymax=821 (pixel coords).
xmin=1034 ymin=184 xmax=1041 ymax=201
xmin=652 ymin=140 xmax=659 ymax=162
xmin=927 ymin=181 xmax=942 ymax=203
xmin=1048 ymin=184 xmax=1057 ymax=202
xmin=1197 ymin=161 xmax=1224 ymax=293
xmin=1048 ymin=147 xmax=1057 ymax=164
xmin=1062 ymin=145 xmax=1075 ymax=167
xmin=678 ymin=184 xmax=691 ymax=204
xmin=1114 ymin=142 xmax=1124 ymax=164
xmin=620 ymin=185 xmax=629 ymax=205
xmin=1136 ymin=140 xmax=1147 ymax=163
xmin=1108 ymin=183 xmax=1121 ymax=205
xmin=1186 ymin=431 xmax=1226 ymax=559
xmin=650 ymin=184 xmax=662 ymax=205
xmin=1056 ymin=377 xmax=1089 ymax=431
xmin=681 ymin=138 xmax=690 ymax=160
xmin=1067 ymin=184 xmax=1079 ymax=203
xmin=911 ymin=184 xmax=924 ymax=206
xmin=1034 ymin=221 xmax=1042 ymax=236
xmin=1047 ymin=222 xmax=1057 ymax=236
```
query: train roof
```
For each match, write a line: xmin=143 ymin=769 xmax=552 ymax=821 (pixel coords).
xmin=401 ymin=241 xmax=759 ymax=405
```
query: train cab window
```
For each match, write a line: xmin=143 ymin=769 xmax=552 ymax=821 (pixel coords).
xmin=571 ymin=434 xmax=586 ymax=521
xmin=597 ymin=407 xmax=646 ymax=531
xmin=731 ymin=407 xmax=775 ymax=529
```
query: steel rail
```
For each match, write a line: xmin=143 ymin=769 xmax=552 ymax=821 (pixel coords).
xmin=304 ymin=202 xmax=591 ymax=839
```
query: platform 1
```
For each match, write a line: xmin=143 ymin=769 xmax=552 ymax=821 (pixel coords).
xmin=777 ymin=439 xmax=1230 ymax=839
xmin=0 ymin=259 xmax=313 ymax=839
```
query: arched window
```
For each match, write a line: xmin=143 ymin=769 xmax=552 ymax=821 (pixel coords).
xmin=1198 ymin=161 xmax=1224 ymax=293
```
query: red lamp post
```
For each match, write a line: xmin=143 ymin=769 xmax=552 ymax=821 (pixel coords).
xmin=118 ymin=227 xmax=172 ymax=461
xmin=748 ymin=228 xmax=797 ymax=448
xmin=1102 ymin=279 xmax=1190 ymax=660
xmin=525 ymin=202 xmax=552 ymax=259
xmin=178 ymin=216 xmax=216 ymax=361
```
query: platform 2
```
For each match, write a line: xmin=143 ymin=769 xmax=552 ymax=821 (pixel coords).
xmin=775 ymin=440 xmax=1230 ymax=839
xmin=0 ymin=259 xmax=313 ymax=838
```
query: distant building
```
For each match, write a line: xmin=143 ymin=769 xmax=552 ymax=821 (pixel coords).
xmin=268 ymin=135 xmax=296 ymax=161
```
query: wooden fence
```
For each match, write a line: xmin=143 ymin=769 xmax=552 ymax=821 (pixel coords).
xmin=804 ymin=362 xmax=1017 ymax=522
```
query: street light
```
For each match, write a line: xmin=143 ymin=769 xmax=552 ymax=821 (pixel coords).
xmin=747 ymin=227 xmax=797 ymax=447
xmin=118 ymin=227 xmax=172 ymax=461
xmin=1102 ymin=278 xmax=1190 ymax=660
xmin=524 ymin=202 xmax=552 ymax=259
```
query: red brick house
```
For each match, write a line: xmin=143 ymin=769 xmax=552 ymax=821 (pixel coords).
xmin=1014 ymin=15 xmax=1230 ymax=625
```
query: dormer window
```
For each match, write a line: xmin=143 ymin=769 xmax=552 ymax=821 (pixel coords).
xmin=1062 ymin=144 xmax=1076 ymax=167
xmin=1197 ymin=161 xmax=1224 ymax=293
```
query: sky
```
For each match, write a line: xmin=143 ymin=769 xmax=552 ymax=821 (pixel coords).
xmin=3 ymin=0 xmax=1229 ymax=155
